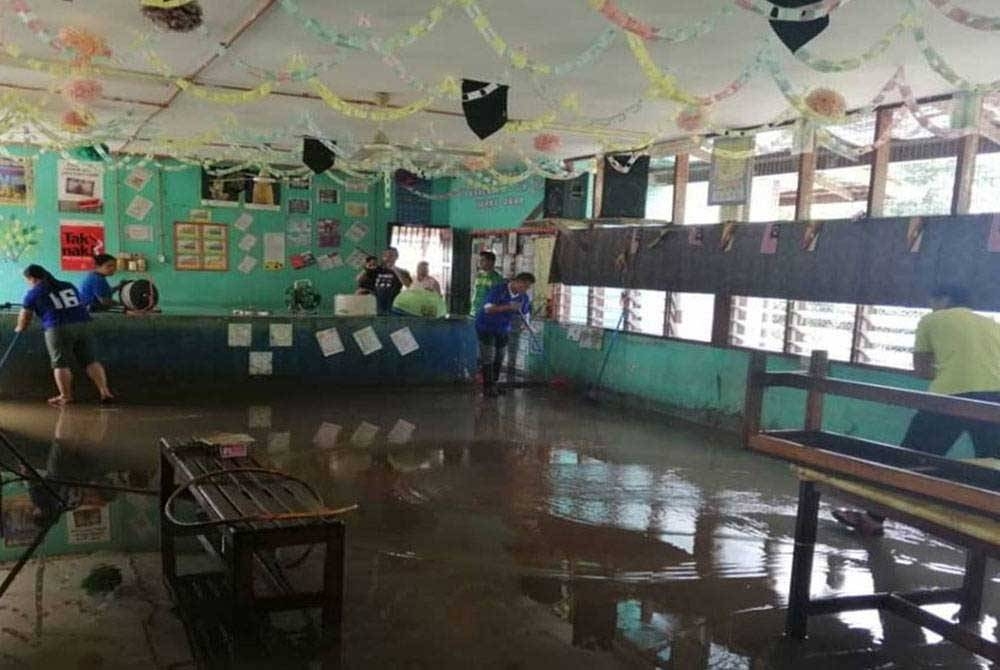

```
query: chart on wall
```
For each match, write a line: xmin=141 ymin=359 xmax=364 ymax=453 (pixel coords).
xmin=174 ymin=221 xmax=228 ymax=271
xmin=0 ymin=157 xmax=32 ymax=206
xmin=57 ymin=161 xmax=104 ymax=213
xmin=60 ymin=220 xmax=105 ymax=271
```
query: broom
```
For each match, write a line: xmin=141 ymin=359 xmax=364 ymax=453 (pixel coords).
xmin=584 ymin=309 xmax=625 ymax=402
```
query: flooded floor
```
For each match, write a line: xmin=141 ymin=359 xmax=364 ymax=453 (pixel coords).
xmin=0 ymin=388 xmax=995 ymax=669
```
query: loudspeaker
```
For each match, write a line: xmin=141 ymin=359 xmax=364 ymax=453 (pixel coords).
xmin=544 ymin=174 xmax=588 ymax=219
xmin=600 ymin=155 xmax=649 ymax=218
xmin=303 ymin=138 xmax=335 ymax=174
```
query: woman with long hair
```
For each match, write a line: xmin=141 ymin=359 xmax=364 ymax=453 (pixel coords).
xmin=15 ymin=264 xmax=114 ymax=405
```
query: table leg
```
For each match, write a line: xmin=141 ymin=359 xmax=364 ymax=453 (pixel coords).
xmin=959 ymin=548 xmax=986 ymax=624
xmin=786 ymin=480 xmax=820 ymax=639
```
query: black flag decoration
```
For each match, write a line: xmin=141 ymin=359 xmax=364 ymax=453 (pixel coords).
xmin=303 ymin=137 xmax=336 ymax=174
xmin=601 ymin=155 xmax=650 ymax=219
xmin=768 ymin=0 xmax=830 ymax=54
xmin=461 ymin=79 xmax=508 ymax=140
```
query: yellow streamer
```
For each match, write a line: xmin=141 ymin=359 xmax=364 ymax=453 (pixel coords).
xmin=308 ymin=76 xmax=459 ymax=121
xmin=625 ymin=33 xmax=700 ymax=106
xmin=175 ymin=79 xmax=273 ymax=104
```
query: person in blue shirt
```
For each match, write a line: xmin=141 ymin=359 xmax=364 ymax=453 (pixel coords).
xmin=474 ymin=272 xmax=535 ymax=397
xmin=78 ymin=253 xmax=120 ymax=311
xmin=15 ymin=264 xmax=114 ymax=406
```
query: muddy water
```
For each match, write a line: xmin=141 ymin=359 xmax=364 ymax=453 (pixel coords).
xmin=0 ymin=389 xmax=995 ymax=668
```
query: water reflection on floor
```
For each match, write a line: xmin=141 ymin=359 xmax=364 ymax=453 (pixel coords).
xmin=0 ymin=389 xmax=995 ymax=669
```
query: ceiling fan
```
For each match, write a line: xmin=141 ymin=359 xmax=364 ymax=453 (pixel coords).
xmin=350 ymin=92 xmax=485 ymax=163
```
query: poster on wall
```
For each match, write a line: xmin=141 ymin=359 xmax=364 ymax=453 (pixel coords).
xmin=1 ymin=491 xmax=39 ymax=547
xmin=0 ymin=157 xmax=32 ymax=206
xmin=345 ymin=202 xmax=368 ymax=218
xmin=57 ymin=161 xmax=104 ymax=213
xmin=318 ymin=188 xmax=338 ymax=204
xmin=288 ymin=197 xmax=311 ymax=214
xmin=263 ymin=232 xmax=285 ymax=270
xmin=66 ymin=504 xmax=111 ymax=544
xmin=317 ymin=219 xmax=341 ymax=248
xmin=244 ymin=173 xmax=281 ymax=210
xmin=708 ymin=136 xmax=754 ymax=206
xmin=200 ymin=168 xmax=242 ymax=206
xmin=286 ymin=217 xmax=312 ymax=246
xmin=60 ymin=220 xmax=105 ymax=271
xmin=288 ymin=176 xmax=311 ymax=190
xmin=173 ymin=221 xmax=228 ymax=271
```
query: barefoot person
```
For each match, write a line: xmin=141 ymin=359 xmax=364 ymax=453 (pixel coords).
xmin=15 ymin=264 xmax=114 ymax=405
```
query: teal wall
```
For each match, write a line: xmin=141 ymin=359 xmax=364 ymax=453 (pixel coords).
xmin=0 ymin=150 xmax=392 ymax=312
xmin=539 ymin=322 xmax=976 ymax=457
xmin=433 ymin=176 xmax=544 ymax=230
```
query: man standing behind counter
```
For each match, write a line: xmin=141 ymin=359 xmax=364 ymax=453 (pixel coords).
xmin=470 ymin=251 xmax=503 ymax=316
xmin=475 ymin=272 xmax=535 ymax=398
xmin=834 ymin=284 xmax=1000 ymax=535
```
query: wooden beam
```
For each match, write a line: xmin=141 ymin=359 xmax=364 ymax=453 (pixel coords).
xmin=741 ymin=350 xmax=767 ymax=448
xmin=711 ymin=293 xmax=733 ymax=347
xmin=592 ymin=154 xmax=605 ymax=219
xmin=952 ymin=131 xmax=981 ymax=216
xmin=804 ymin=350 xmax=829 ymax=431
xmin=794 ymin=147 xmax=817 ymax=221
xmin=672 ymin=153 xmax=689 ymax=224
xmin=866 ymin=107 xmax=894 ymax=217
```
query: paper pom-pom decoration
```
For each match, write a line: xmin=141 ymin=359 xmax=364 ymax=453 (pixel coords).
xmin=533 ymin=133 xmax=561 ymax=153
xmin=804 ymin=87 xmax=846 ymax=119
xmin=58 ymin=27 xmax=112 ymax=65
xmin=676 ymin=105 xmax=708 ymax=133
xmin=62 ymin=79 xmax=103 ymax=105
xmin=61 ymin=110 xmax=95 ymax=133
xmin=141 ymin=1 xmax=204 ymax=33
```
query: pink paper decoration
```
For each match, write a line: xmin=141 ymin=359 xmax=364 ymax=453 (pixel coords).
xmin=804 ymin=87 xmax=846 ymax=119
xmin=62 ymin=78 xmax=103 ymax=105
xmin=533 ymin=133 xmax=561 ymax=152
xmin=676 ymin=105 xmax=708 ymax=133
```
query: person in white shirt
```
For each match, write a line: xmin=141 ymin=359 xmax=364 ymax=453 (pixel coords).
xmin=413 ymin=261 xmax=441 ymax=294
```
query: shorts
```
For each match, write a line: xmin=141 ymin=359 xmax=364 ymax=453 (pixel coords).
xmin=44 ymin=323 xmax=96 ymax=369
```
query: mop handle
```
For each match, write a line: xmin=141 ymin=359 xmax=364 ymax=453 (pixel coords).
xmin=0 ymin=331 xmax=20 ymax=370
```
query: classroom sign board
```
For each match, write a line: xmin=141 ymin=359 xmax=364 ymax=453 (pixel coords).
xmin=174 ymin=221 xmax=228 ymax=271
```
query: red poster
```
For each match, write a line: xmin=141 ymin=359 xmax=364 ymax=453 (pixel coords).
xmin=60 ymin=221 xmax=105 ymax=271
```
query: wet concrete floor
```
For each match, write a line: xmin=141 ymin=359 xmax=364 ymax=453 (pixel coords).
xmin=0 ymin=388 xmax=995 ymax=669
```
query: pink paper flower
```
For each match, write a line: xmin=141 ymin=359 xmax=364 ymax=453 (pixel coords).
xmin=533 ymin=133 xmax=561 ymax=153
xmin=62 ymin=78 xmax=103 ymax=105
xmin=58 ymin=26 xmax=111 ymax=64
xmin=676 ymin=105 xmax=708 ymax=133
xmin=61 ymin=109 xmax=93 ymax=133
xmin=804 ymin=87 xmax=846 ymax=119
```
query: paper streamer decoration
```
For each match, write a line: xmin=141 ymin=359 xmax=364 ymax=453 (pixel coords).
xmin=592 ymin=0 xmax=659 ymax=40
xmin=927 ymin=0 xmax=1000 ymax=31
xmin=462 ymin=79 xmax=508 ymax=139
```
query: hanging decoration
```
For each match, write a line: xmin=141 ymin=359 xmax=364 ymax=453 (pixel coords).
xmin=533 ymin=133 xmax=561 ymax=153
xmin=140 ymin=0 xmax=204 ymax=33
xmin=767 ymin=0 xmax=831 ymax=53
xmin=58 ymin=26 xmax=112 ymax=66
xmin=794 ymin=9 xmax=915 ymax=72
xmin=676 ymin=105 xmax=709 ymax=133
xmin=309 ymin=77 xmax=459 ymax=120
xmin=61 ymin=109 xmax=95 ymax=133
xmin=926 ymin=0 xmax=1000 ymax=31
xmin=625 ymin=33 xmax=700 ymax=106
xmin=62 ymin=78 xmax=104 ymax=105
xmin=803 ymin=87 xmax=847 ymax=119
xmin=9 ymin=0 xmax=63 ymax=52
xmin=461 ymin=80 xmax=509 ymax=139
xmin=590 ymin=0 xmax=659 ymax=40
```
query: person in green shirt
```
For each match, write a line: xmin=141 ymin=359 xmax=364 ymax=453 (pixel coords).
xmin=392 ymin=270 xmax=448 ymax=318
xmin=834 ymin=284 xmax=1000 ymax=535
xmin=470 ymin=251 xmax=503 ymax=316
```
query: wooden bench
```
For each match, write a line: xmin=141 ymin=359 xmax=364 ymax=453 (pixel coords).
xmin=158 ymin=438 xmax=351 ymax=666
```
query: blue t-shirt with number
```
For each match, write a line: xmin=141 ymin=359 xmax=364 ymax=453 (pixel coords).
xmin=22 ymin=282 xmax=91 ymax=330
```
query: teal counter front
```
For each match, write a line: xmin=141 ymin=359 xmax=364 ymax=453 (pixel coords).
xmin=0 ymin=312 xmax=479 ymax=399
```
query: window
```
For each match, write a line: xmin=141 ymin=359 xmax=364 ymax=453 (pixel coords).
xmin=787 ymin=301 xmax=856 ymax=361
xmin=748 ymin=129 xmax=798 ymax=222
xmin=811 ymin=113 xmax=874 ymax=221
xmin=552 ymin=284 xmax=590 ymax=325
xmin=686 ymin=157 xmax=722 ymax=224
xmin=730 ymin=296 xmax=788 ymax=352
xmin=591 ymin=287 xmax=667 ymax=335
xmin=666 ymin=292 xmax=714 ymax=342
xmin=884 ymin=103 xmax=959 ymax=217
xmin=855 ymin=305 xmax=929 ymax=369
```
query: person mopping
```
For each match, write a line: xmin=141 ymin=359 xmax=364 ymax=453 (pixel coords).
xmin=475 ymin=272 xmax=535 ymax=398
xmin=15 ymin=264 xmax=115 ymax=406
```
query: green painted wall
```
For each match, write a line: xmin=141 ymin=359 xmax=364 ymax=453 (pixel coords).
xmin=0 ymin=150 xmax=393 ymax=312
xmin=435 ymin=176 xmax=545 ymax=230
xmin=540 ymin=322 xmax=976 ymax=457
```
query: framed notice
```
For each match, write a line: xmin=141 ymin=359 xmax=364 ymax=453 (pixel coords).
xmin=708 ymin=136 xmax=754 ymax=206
xmin=173 ymin=221 xmax=228 ymax=271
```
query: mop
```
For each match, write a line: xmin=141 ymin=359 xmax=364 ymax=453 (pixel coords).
xmin=0 ymin=331 xmax=20 ymax=372
xmin=584 ymin=309 xmax=626 ymax=402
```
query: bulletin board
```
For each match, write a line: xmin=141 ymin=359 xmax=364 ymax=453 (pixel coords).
xmin=174 ymin=221 xmax=229 ymax=271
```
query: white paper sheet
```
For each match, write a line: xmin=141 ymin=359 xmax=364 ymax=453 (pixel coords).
xmin=126 ymin=195 xmax=153 ymax=221
xmin=238 ymin=255 xmax=257 ymax=274
xmin=352 ymin=326 xmax=382 ymax=356
xmin=263 ymin=232 xmax=285 ymax=270
xmin=227 ymin=323 xmax=252 ymax=347
xmin=350 ymin=421 xmax=380 ymax=447
xmin=389 ymin=327 xmax=419 ymax=356
xmin=267 ymin=431 xmax=291 ymax=453
xmin=125 ymin=224 xmax=152 ymax=242
xmin=249 ymin=351 xmax=273 ymax=376
xmin=315 ymin=327 xmax=344 ymax=357
xmin=238 ymin=233 xmax=257 ymax=252
xmin=234 ymin=212 xmax=253 ymax=231
xmin=387 ymin=419 xmax=416 ymax=445
xmin=346 ymin=249 xmax=367 ymax=270
xmin=312 ymin=422 xmax=342 ymax=449
xmin=345 ymin=222 xmax=368 ymax=243
xmin=317 ymin=252 xmax=342 ymax=271
xmin=125 ymin=167 xmax=151 ymax=191
xmin=248 ymin=405 xmax=272 ymax=428
xmin=269 ymin=323 xmax=293 ymax=347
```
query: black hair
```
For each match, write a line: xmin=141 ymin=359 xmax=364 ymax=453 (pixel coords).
xmin=513 ymin=272 xmax=536 ymax=283
xmin=479 ymin=251 xmax=496 ymax=263
xmin=365 ymin=256 xmax=378 ymax=263
xmin=93 ymin=253 xmax=117 ymax=266
xmin=385 ymin=246 xmax=399 ymax=254
xmin=930 ymin=284 xmax=971 ymax=307
xmin=24 ymin=264 xmax=55 ymax=287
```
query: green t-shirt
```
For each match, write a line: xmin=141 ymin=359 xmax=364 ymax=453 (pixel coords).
xmin=471 ymin=270 xmax=503 ymax=316
xmin=914 ymin=307 xmax=1000 ymax=395
xmin=392 ymin=288 xmax=447 ymax=318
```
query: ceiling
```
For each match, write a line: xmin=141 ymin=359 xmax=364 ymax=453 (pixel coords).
xmin=0 ymin=0 xmax=997 ymax=172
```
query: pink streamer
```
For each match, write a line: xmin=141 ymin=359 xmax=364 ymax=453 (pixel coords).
xmin=597 ymin=0 xmax=659 ymax=41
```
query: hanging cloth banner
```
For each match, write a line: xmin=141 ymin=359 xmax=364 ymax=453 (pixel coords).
xmin=462 ymin=79 xmax=509 ymax=139
xmin=708 ymin=136 xmax=755 ymax=206
xmin=767 ymin=0 xmax=831 ymax=53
